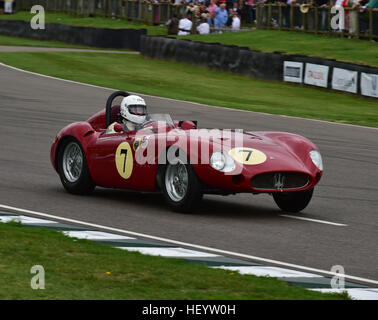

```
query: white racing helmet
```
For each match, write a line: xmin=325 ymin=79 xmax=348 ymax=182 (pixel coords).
xmin=120 ymin=95 xmax=147 ymax=124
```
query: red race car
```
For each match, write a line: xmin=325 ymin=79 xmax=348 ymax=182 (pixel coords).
xmin=51 ymin=91 xmax=323 ymax=213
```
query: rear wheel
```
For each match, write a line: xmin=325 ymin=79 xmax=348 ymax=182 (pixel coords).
xmin=273 ymin=188 xmax=314 ymax=213
xmin=57 ymin=138 xmax=95 ymax=195
xmin=161 ymin=152 xmax=202 ymax=213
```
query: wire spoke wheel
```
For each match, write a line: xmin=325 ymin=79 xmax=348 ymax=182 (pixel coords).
xmin=62 ymin=142 xmax=83 ymax=183
xmin=165 ymin=160 xmax=189 ymax=202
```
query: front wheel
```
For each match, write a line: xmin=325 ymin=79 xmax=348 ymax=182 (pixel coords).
xmin=273 ymin=188 xmax=314 ymax=213
xmin=57 ymin=138 xmax=95 ymax=195
xmin=161 ymin=155 xmax=203 ymax=213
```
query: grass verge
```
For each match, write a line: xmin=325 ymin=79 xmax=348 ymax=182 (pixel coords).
xmin=0 ymin=222 xmax=348 ymax=299
xmin=0 ymin=51 xmax=376 ymax=127
xmin=1 ymin=11 xmax=377 ymax=67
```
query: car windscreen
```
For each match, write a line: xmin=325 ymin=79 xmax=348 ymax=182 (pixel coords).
xmin=143 ymin=114 xmax=175 ymax=128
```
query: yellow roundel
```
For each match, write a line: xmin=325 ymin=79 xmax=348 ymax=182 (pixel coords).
xmin=228 ymin=147 xmax=267 ymax=165
xmin=115 ymin=142 xmax=133 ymax=179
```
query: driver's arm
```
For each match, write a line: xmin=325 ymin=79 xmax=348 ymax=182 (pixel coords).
xmin=106 ymin=122 xmax=118 ymax=134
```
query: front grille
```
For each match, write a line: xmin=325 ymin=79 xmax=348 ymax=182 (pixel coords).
xmin=251 ymin=172 xmax=309 ymax=191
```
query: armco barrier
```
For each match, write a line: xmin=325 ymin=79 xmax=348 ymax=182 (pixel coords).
xmin=141 ymin=36 xmax=283 ymax=81
xmin=0 ymin=20 xmax=146 ymax=50
xmin=140 ymin=35 xmax=378 ymax=98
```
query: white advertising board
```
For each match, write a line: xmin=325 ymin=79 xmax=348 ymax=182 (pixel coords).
xmin=283 ymin=61 xmax=303 ymax=83
xmin=332 ymin=68 xmax=358 ymax=93
xmin=361 ymin=72 xmax=378 ymax=98
xmin=304 ymin=63 xmax=329 ymax=88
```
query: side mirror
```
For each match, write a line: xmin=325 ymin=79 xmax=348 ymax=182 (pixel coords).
xmin=114 ymin=123 xmax=123 ymax=133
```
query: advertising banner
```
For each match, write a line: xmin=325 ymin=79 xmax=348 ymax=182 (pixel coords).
xmin=361 ymin=72 xmax=378 ymax=98
xmin=283 ymin=61 xmax=303 ymax=83
xmin=304 ymin=63 xmax=329 ymax=88
xmin=332 ymin=68 xmax=357 ymax=93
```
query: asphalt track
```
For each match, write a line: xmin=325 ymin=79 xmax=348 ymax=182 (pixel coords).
xmin=0 ymin=62 xmax=377 ymax=281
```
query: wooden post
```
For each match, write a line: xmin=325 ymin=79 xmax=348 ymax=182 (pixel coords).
xmin=327 ymin=6 xmax=331 ymax=35
xmin=315 ymin=7 xmax=318 ymax=34
xmin=125 ymin=0 xmax=129 ymax=20
xmin=356 ymin=7 xmax=360 ymax=39
xmin=138 ymin=0 xmax=142 ymax=22
xmin=368 ymin=9 xmax=373 ymax=41
xmin=290 ymin=5 xmax=294 ymax=30
xmin=158 ymin=3 xmax=162 ymax=25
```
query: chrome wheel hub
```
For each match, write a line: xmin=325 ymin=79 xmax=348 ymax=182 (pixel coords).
xmin=62 ymin=142 xmax=83 ymax=183
xmin=165 ymin=160 xmax=188 ymax=202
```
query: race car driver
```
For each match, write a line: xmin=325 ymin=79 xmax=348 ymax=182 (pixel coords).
xmin=106 ymin=95 xmax=147 ymax=134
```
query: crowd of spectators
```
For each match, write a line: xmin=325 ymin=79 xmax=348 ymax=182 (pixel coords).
xmin=164 ymin=0 xmax=377 ymax=35
xmin=166 ymin=0 xmax=246 ymax=35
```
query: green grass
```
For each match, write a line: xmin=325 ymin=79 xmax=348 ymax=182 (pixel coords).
xmin=1 ymin=11 xmax=376 ymax=66
xmin=0 ymin=222 xmax=348 ymax=299
xmin=0 ymin=51 xmax=376 ymax=127
xmin=0 ymin=11 xmax=167 ymax=36
xmin=179 ymin=30 xmax=378 ymax=67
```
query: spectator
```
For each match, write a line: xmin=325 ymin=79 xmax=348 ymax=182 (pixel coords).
xmin=226 ymin=0 xmax=234 ymax=10
xmin=345 ymin=0 xmax=360 ymax=35
xmin=232 ymin=12 xmax=241 ymax=30
xmin=315 ymin=0 xmax=329 ymax=31
xmin=197 ymin=16 xmax=211 ymax=33
xmin=4 ymin=0 xmax=14 ymax=14
xmin=246 ymin=0 xmax=258 ymax=24
xmin=366 ymin=0 xmax=378 ymax=6
xmin=166 ymin=13 xmax=179 ymax=35
xmin=226 ymin=8 xmax=234 ymax=25
xmin=207 ymin=0 xmax=218 ymax=18
xmin=178 ymin=13 xmax=193 ymax=35
xmin=214 ymin=3 xmax=229 ymax=27
xmin=366 ymin=0 xmax=378 ymax=36
xmin=335 ymin=0 xmax=345 ymax=30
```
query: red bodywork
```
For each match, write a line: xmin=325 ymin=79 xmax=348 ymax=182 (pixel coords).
xmin=51 ymin=107 xmax=322 ymax=194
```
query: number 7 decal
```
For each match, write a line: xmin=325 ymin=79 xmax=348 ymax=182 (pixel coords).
xmin=115 ymin=142 xmax=133 ymax=179
xmin=239 ymin=149 xmax=253 ymax=162
xmin=229 ymin=147 xmax=267 ymax=165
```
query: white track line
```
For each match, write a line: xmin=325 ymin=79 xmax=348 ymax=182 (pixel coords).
xmin=279 ymin=214 xmax=347 ymax=226
xmin=214 ymin=266 xmax=323 ymax=278
xmin=63 ymin=230 xmax=135 ymax=240
xmin=1 ymin=203 xmax=377 ymax=286
xmin=118 ymin=247 xmax=220 ymax=258
xmin=311 ymin=288 xmax=378 ymax=300
xmin=0 ymin=62 xmax=376 ymax=131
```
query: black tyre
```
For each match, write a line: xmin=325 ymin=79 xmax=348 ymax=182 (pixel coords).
xmin=161 ymin=150 xmax=203 ymax=213
xmin=273 ymin=188 xmax=314 ymax=213
xmin=57 ymin=138 xmax=95 ymax=195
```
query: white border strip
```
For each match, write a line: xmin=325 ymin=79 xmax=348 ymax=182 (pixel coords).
xmin=1 ymin=203 xmax=377 ymax=286
xmin=279 ymin=214 xmax=347 ymax=226
xmin=0 ymin=62 xmax=376 ymax=131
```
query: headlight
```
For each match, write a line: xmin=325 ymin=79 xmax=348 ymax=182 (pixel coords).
xmin=210 ymin=152 xmax=236 ymax=173
xmin=309 ymin=150 xmax=323 ymax=171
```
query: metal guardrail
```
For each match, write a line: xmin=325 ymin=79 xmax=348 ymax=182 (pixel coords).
xmin=256 ymin=4 xmax=378 ymax=40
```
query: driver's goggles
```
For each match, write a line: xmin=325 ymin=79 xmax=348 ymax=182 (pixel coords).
xmin=128 ymin=105 xmax=146 ymax=116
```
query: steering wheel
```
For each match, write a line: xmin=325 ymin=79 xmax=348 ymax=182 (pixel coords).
xmin=105 ymin=91 xmax=130 ymax=128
